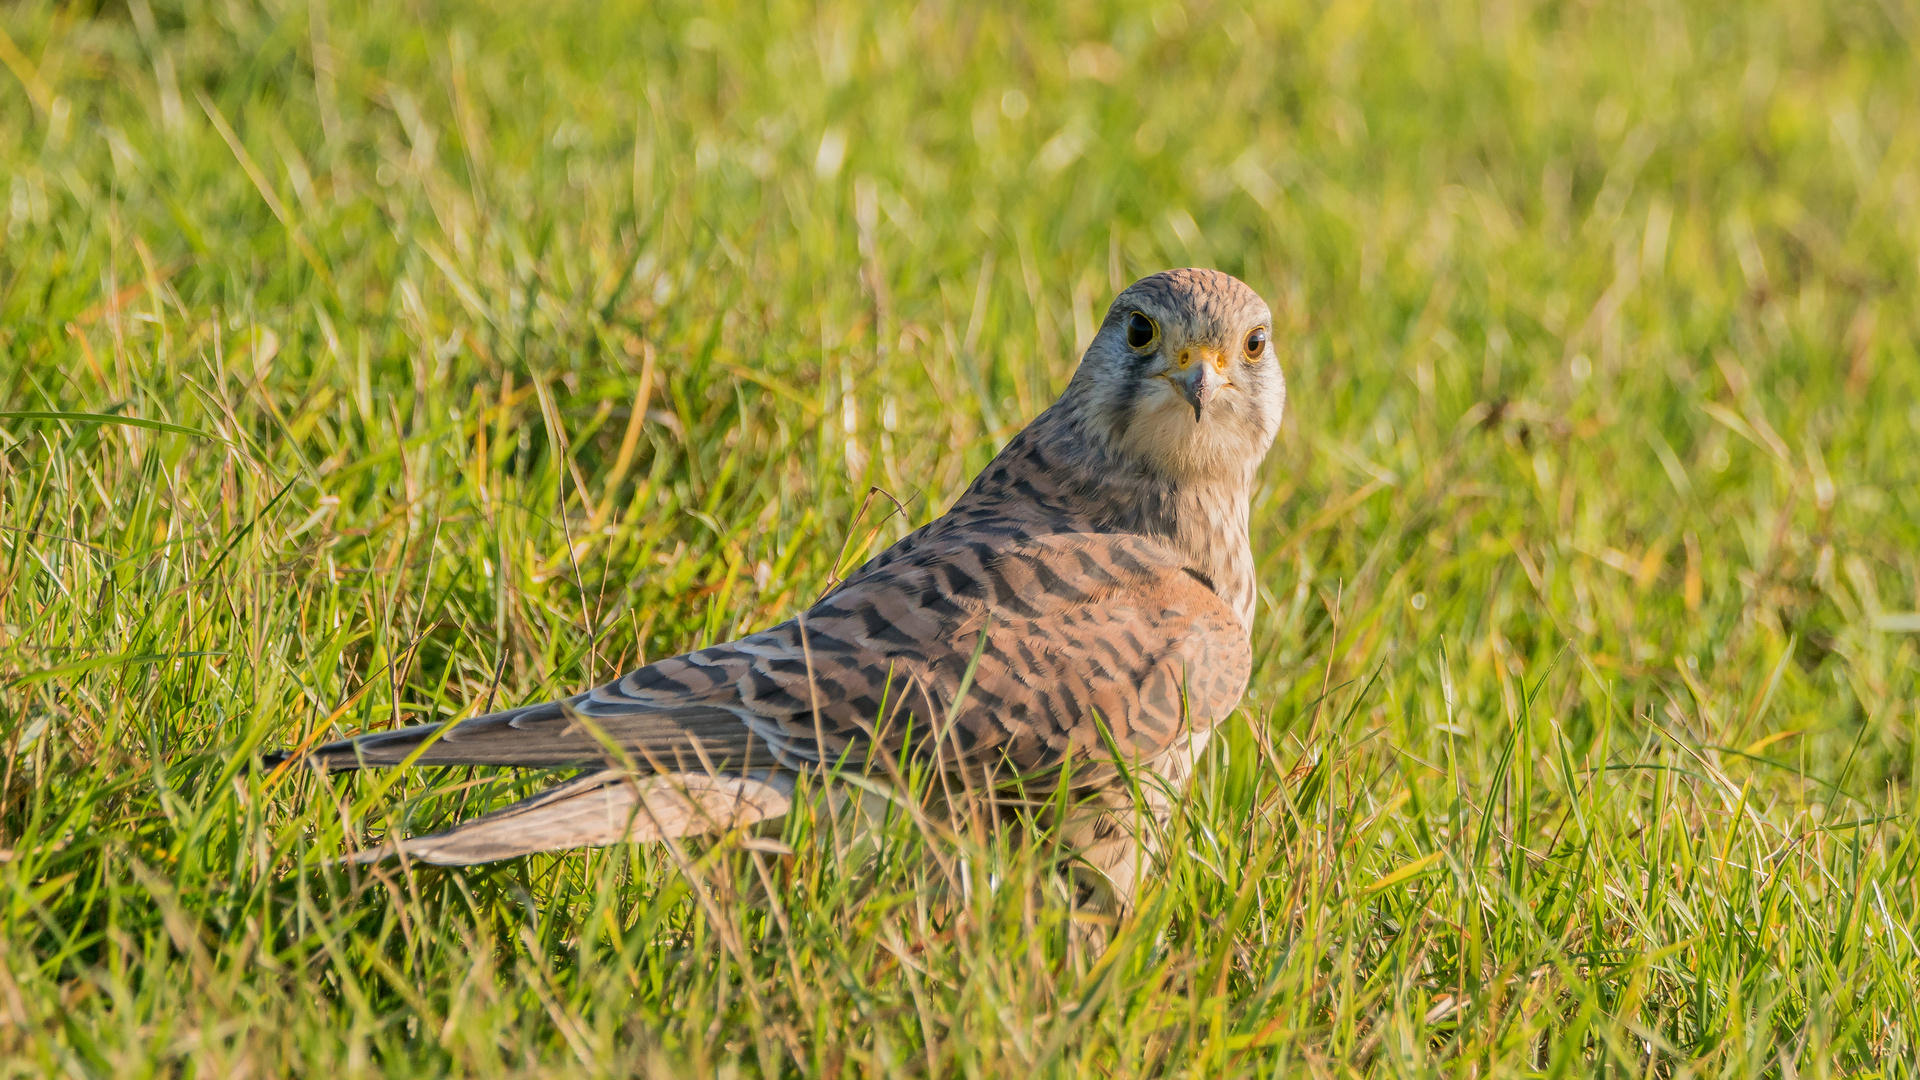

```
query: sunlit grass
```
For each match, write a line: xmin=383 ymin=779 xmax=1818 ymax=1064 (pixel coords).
xmin=2 ymin=0 xmax=1918 ymax=1075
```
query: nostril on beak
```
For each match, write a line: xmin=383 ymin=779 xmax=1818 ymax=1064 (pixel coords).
xmin=1174 ymin=346 xmax=1226 ymax=373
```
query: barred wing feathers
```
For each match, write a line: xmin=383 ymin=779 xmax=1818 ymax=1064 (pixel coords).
xmin=305 ymin=530 xmax=1250 ymax=782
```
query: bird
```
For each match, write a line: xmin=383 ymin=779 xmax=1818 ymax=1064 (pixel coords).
xmin=271 ymin=267 xmax=1285 ymax=907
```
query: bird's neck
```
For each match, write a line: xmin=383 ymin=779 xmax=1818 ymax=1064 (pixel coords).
xmin=959 ymin=404 xmax=1259 ymax=629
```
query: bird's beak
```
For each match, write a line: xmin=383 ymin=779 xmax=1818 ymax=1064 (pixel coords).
xmin=1168 ymin=346 xmax=1229 ymax=422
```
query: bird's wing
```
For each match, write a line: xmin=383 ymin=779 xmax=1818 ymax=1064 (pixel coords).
xmin=789 ymin=529 xmax=1253 ymax=776
xmin=301 ymin=698 xmax=775 ymax=771
xmin=299 ymin=530 xmax=1249 ymax=778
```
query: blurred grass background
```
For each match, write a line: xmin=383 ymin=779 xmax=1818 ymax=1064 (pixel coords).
xmin=2 ymin=0 xmax=1919 ymax=1074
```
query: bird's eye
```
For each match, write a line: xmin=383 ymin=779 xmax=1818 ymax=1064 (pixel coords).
xmin=1244 ymin=327 xmax=1269 ymax=359
xmin=1125 ymin=311 xmax=1157 ymax=350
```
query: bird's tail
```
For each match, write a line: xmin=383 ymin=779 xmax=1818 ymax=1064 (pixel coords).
xmin=347 ymin=769 xmax=794 ymax=866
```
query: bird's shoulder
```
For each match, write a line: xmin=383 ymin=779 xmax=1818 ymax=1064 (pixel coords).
xmin=819 ymin=509 xmax=1212 ymax=627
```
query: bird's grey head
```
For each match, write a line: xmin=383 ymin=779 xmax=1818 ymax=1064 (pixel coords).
xmin=1064 ymin=268 xmax=1285 ymax=485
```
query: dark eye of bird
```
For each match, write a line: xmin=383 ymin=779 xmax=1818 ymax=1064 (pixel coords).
xmin=1244 ymin=327 xmax=1269 ymax=359
xmin=1126 ymin=311 xmax=1156 ymax=349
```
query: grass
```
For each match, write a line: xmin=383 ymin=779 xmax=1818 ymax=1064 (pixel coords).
xmin=2 ymin=0 xmax=1918 ymax=1074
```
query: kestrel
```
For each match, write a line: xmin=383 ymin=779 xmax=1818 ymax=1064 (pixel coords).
xmin=273 ymin=268 xmax=1285 ymax=906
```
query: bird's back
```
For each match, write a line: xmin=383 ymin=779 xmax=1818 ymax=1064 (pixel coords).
xmin=319 ymin=404 xmax=1252 ymax=784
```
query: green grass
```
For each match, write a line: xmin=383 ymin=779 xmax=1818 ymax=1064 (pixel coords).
xmin=2 ymin=0 xmax=1918 ymax=1074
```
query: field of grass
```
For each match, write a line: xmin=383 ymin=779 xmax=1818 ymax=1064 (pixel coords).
xmin=2 ymin=0 xmax=1918 ymax=1074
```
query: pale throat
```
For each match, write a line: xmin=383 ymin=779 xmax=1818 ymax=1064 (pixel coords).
xmin=1168 ymin=478 xmax=1257 ymax=628
xmin=1097 ymin=437 xmax=1259 ymax=625
xmin=1130 ymin=418 xmax=1261 ymax=618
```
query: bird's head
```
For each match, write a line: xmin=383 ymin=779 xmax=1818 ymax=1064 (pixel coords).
xmin=1066 ymin=268 xmax=1285 ymax=484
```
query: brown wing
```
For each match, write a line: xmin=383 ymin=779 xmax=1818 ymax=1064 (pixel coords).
xmin=300 ymin=531 xmax=1249 ymax=778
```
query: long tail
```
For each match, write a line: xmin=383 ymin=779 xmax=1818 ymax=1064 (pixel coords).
xmin=267 ymin=697 xmax=780 ymax=773
xmin=347 ymin=769 xmax=796 ymax=865
xmin=264 ymin=655 xmax=817 ymax=863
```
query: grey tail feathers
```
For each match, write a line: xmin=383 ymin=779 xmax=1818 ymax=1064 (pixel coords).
xmin=267 ymin=697 xmax=777 ymax=775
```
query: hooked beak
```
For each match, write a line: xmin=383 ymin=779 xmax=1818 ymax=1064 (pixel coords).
xmin=1164 ymin=346 xmax=1230 ymax=422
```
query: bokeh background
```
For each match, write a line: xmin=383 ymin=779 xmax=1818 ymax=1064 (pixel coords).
xmin=2 ymin=0 xmax=1917 ymax=1074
